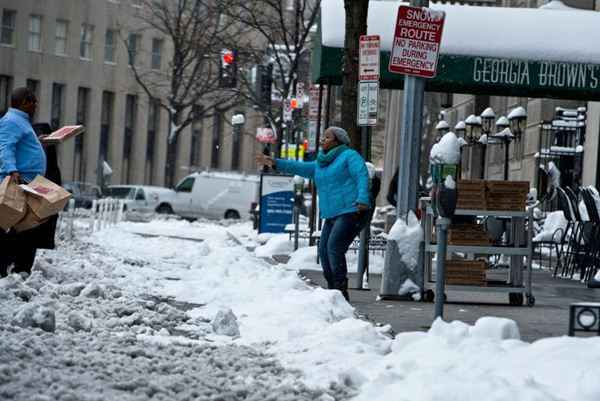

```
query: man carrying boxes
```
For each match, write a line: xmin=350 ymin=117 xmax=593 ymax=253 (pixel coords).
xmin=0 ymin=87 xmax=70 ymax=277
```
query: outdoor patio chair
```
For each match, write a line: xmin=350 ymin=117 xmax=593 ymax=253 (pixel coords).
xmin=579 ymin=188 xmax=600 ymax=282
xmin=560 ymin=188 xmax=586 ymax=278
xmin=544 ymin=188 xmax=573 ymax=276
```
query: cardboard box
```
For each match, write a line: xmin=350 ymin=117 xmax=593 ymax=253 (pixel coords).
xmin=0 ymin=176 xmax=27 ymax=231
xmin=13 ymin=205 xmax=48 ymax=233
xmin=21 ymin=176 xmax=71 ymax=220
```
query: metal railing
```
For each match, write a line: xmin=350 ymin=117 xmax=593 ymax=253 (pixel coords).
xmin=57 ymin=198 xmax=125 ymax=240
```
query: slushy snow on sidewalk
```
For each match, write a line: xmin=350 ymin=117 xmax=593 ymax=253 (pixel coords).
xmin=0 ymin=217 xmax=599 ymax=401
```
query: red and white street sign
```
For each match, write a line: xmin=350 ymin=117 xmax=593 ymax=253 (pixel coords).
xmin=256 ymin=127 xmax=277 ymax=144
xmin=359 ymin=35 xmax=380 ymax=81
xmin=389 ymin=6 xmax=445 ymax=78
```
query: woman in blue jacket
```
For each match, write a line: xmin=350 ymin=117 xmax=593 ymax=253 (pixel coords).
xmin=257 ymin=127 xmax=371 ymax=301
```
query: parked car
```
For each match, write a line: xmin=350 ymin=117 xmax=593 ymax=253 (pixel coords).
xmin=164 ymin=171 xmax=260 ymax=220
xmin=62 ymin=181 xmax=102 ymax=209
xmin=104 ymin=185 xmax=177 ymax=213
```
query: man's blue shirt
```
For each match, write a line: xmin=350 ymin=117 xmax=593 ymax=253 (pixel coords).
xmin=0 ymin=108 xmax=47 ymax=182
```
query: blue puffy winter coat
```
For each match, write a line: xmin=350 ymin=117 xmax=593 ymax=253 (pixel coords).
xmin=276 ymin=148 xmax=370 ymax=219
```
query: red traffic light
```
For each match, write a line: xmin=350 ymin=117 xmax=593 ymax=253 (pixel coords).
xmin=290 ymin=98 xmax=299 ymax=109
xmin=222 ymin=51 xmax=234 ymax=65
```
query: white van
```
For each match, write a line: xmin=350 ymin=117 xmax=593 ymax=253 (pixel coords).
xmin=168 ymin=172 xmax=260 ymax=220
xmin=105 ymin=185 xmax=177 ymax=213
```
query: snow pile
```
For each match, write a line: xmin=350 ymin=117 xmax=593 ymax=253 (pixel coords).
xmin=387 ymin=211 xmax=423 ymax=270
xmin=533 ymin=211 xmax=568 ymax=242
xmin=355 ymin=318 xmax=600 ymax=401
xmin=0 ymin=239 xmax=339 ymax=400
xmin=444 ymin=175 xmax=456 ymax=190
xmin=2 ymin=218 xmax=600 ymax=401
xmin=255 ymin=234 xmax=297 ymax=257
xmin=429 ymin=132 xmax=460 ymax=165
xmin=398 ymin=278 xmax=420 ymax=297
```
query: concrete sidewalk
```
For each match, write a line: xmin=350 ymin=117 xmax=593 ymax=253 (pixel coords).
xmin=300 ymin=268 xmax=599 ymax=342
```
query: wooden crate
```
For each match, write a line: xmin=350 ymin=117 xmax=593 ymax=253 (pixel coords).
xmin=486 ymin=192 xmax=527 ymax=211
xmin=448 ymin=224 xmax=492 ymax=245
xmin=456 ymin=198 xmax=487 ymax=210
xmin=457 ymin=180 xmax=487 ymax=210
xmin=458 ymin=180 xmax=486 ymax=192
xmin=486 ymin=180 xmax=529 ymax=194
xmin=445 ymin=260 xmax=487 ymax=286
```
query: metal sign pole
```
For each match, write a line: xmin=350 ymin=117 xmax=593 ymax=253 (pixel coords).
xmin=381 ymin=0 xmax=441 ymax=299
xmin=355 ymin=34 xmax=380 ymax=291
xmin=309 ymin=84 xmax=324 ymax=246
xmin=356 ymin=125 xmax=371 ymax=290
xmin=434 ymin=217 xmax=450 ymax=319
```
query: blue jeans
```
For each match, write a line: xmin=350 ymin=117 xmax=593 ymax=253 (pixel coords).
xmin=319 ymin=211 xmax=370 ymax=288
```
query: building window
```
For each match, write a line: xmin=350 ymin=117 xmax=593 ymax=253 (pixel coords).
xmin=0 ymin=75 xmax=12 ymax=116
xmin=51 ymin=83 xmax=65 ymax=130
xmin=100 ymin=91 xmax=114 ymax=164
xmin=55 ymin=20 xmax=68 ymax=55
xmin=211 ymin=111 xmax=222 ymax=169
xmin=123 ymin=94 xmax=137 ymax=182
xmin=80 ymin=24 xmax=94 ymax=59
xmin=75 ymin=87 xmax=90 ymax=181
xmin=1 ymin=10 xmax=16 ymax=46
xmin=26 ymin=79 xmax=39 ymax=120
xmin=127 ymin=33 xmax=140 ymax=66
xmin=28 ymin=15 xmax=42 ymax=51
xmin=151 ymin=38 xmax=162 ymax=70
xmin=190 ymin=105 xmax=203 ymax=168
xmin=146 ymin=99 xmax=160 ymax=184
xmin=104 ymin=29 xmax=116 ymax=63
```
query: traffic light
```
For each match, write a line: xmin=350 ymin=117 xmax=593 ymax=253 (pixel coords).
xmin=255 ymin=64 xmax=273 ymax=108
xmin=219 ymin=49 xmax=237 ymax=88
xmin=290 ymin=98 xmax=299 ymax=109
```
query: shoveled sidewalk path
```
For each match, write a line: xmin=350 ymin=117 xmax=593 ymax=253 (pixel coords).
xmin=299 ymin=268 xmax=600 ymax=342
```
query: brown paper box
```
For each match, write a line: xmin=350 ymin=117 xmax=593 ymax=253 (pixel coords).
xmin=13 ymin=205 xmax=49 ymax=233
xmin=0 ymin=176 xmax=27 ymax=231
xmin=21 ymin=176 xmax=71 ymax=220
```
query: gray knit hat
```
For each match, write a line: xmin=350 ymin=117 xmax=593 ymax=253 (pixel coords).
xmin=328 ymin=126 xmax=351 ymax=145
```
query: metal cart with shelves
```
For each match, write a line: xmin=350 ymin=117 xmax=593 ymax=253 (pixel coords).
xmin=422 ymin=200 xmax=535 ymax=306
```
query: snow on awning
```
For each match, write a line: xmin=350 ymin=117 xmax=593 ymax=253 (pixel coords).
xmin=313 ymin=0 xmax=600 ymax=100
xmin=321 ymin=0 xmax=600 ymax=64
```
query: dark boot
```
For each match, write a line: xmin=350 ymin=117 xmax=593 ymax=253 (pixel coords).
xmin=334 ymin=279 xmax=349 ymax=302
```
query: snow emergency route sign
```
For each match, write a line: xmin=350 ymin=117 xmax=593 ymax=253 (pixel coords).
xmin=359 ymin=35 xmax=380 ymax=81
xmin=389 ymin=6 xmax=446 ymax=78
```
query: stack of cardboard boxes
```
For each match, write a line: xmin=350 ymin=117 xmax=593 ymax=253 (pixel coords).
xmin=0 ymin=176 xmax=71 ymax=233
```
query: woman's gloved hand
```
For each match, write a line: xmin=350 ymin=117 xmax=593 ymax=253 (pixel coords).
xmin=256 ymin=153 xmax=275 ymax=169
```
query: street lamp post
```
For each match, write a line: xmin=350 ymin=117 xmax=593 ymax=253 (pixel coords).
xmin=454 ymin=121 xmax=467 ymax=176
xmin=480 ymin=107 xmax=496 ymax=179
xmin=435 ymin=120 xmax=450 ymax=140
xmin=231 ymin=113 xmax=245 ymax=171
xmin=494 ymin=116 xmax=511 ymax=180
xmin=465 ymin=114 xmax=482 ymax=179
xmin=507 ymin=106 xmax=527 ymax=142
xmin=507 ymin=106 xmax=528 ymax=179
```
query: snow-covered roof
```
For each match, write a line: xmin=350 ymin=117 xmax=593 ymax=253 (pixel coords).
xmin=321 ymin=0 xmax=600 ymax=64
